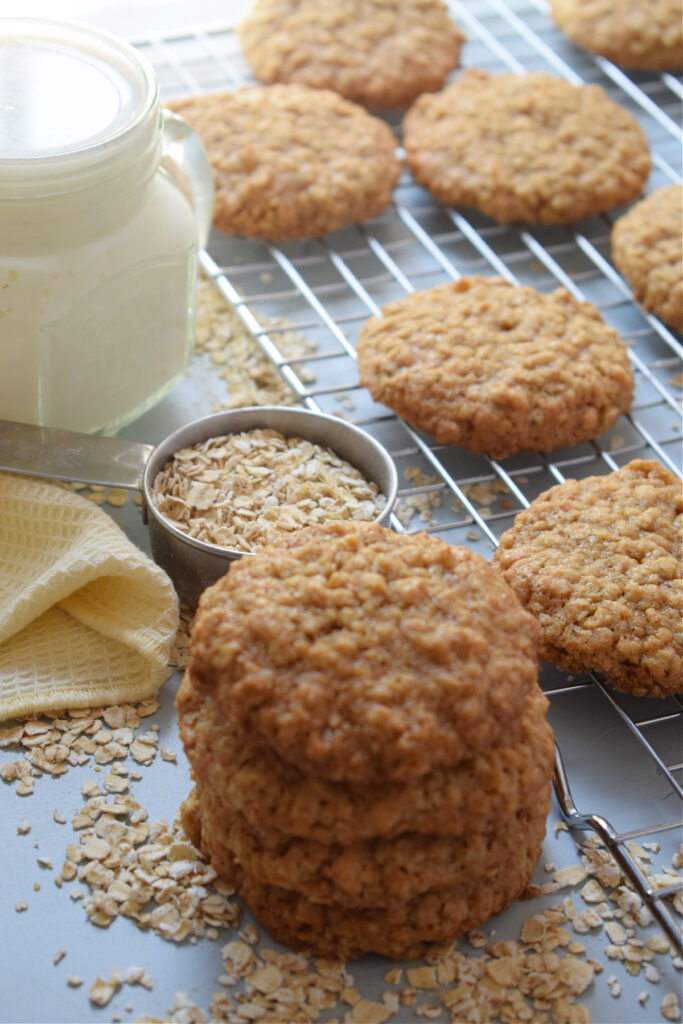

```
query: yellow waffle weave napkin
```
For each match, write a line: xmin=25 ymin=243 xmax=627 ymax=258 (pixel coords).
xmin=0 ymin=472 xmax=179 ymax=722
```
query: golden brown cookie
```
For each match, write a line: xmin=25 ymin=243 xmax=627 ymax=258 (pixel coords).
xmin=402 ymin=69 xmax=651 ymax=224
xmin=549 ymin=0 xmax=683 ymax=70
xmin=168 ymin=84 xmax=400 ymax=241
xmin=237 ymin=0 xmax=465 ymax=110
xmin=611 ymin=184 xmax=683 ymax=333
xmin=356 ymin=276 xmax=634 ymax=458
xmin=493 ymin=459 xmax=683 ymax=698
xmin=177 ymin=674 xmax=555 ymax=843
xmin=194 ymin=812 xmax=547 ymax=960
xmin=191 ymin=785 xmax=551 ymax=908
xmin=188 ymin=521 xmax=541 ymax=782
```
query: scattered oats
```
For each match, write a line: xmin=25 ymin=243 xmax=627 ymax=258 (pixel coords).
xmin=130 ymin=740 xmax=157 ymax=765
xmin=580 ymin=878 xmax=606 ymax=904
xmin=399 ymin=987 xmax=417 ymax=1006
xmin=468 ymin=930 xmax=488 ymax=948
xmin=14 ymin=901 xmax=28 ymax=912
xmin=53 ymin=949 xmax=66 ymax=965
xmin=103 ymin=773 xmax=129 ymax=793
xmin=405 ymin=966 xmax=438 ymax=990
xmin=160 ymin=746 xmax=177 ymax=763
xmin=70 ymin=887 xmax=84 ymax=901
xmin=344 ymin=999 xmax=392 ymax=1023
xmin=645 ymin=963 xmax=661 ymax=983
xmin=648 ymin=934 xmax=671 ymax=954
xmin=67 ymin=977 xmax=83 ymax=988
xmin=606 ymin=974 xmax=622 ymax=997
xmin=16 ymin=777 xmax=34 ymax=796
xmin=106 ymin=488 xmax=130 ymax=507
xmin=89 ymin=974 xmax=121 ymax=1008
xmin=241 ymin=924 xmax=259 ymax=945
xmin=605 ymin=921 xmax=626 ymax=945
xmin=53 ymin=809 xmax=67 ymax=825
xmin=662 ymin=992 xmax=682 ymax=1022
xmin=554 ymin=864 xmax=587 ymax=887
xmin=17 ymin=820 xmax=30 ymax=834
xmin=384 ymin=968 xmax=402 ymax=986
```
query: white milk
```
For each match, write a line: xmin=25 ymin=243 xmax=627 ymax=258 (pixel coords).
xmin=0 ymin=19 xmax=212 ymax=433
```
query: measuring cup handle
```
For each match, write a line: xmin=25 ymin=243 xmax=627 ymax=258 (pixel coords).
xmin=161 ymin=109 xmax=215 ymax=250
xmin=0 ymin=419 xmax=153 ymax=490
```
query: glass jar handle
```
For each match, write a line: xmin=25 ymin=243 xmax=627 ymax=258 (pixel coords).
xmin=160 ymin=109 xmax=215 ymax=249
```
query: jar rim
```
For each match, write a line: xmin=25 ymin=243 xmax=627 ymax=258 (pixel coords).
xmin=0 ymin=18 xmax=160 ymax=197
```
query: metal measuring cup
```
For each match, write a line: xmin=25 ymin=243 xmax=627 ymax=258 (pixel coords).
xmin=0 ymin=406 xmax=398 ymax=607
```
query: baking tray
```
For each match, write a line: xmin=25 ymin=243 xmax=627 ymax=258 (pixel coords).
xmin=1 ymin=1 xmax=681 ymax=1021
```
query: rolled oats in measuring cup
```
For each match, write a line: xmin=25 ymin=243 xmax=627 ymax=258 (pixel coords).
xmin=0 ymin=19 xmax=214 ymax=433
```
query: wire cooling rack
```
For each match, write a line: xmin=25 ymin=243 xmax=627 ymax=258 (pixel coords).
xmin=133 ymin=0 xmax=683 ymax=952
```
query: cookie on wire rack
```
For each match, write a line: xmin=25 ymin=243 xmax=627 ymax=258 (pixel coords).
xmin=493 ymin=459 xmax=683 ymax=698
xmin=402 ymin=69 xmax=651 ymax=225
xmin=237 ymin=0 xmax=465 ymax=110
xmin=168 ymin=84 xmax=400 ymax=241
xmin=611 ymin=184 xmax=683 ymax=333
xmin=548 ymin=0 xmax=683 ymax=70
xmin=356 ymin=276 xmax=634 ymax=459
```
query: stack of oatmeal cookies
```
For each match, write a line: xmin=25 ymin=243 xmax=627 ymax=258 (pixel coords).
xmin=177 ymin=521 xmax=555 ymax=960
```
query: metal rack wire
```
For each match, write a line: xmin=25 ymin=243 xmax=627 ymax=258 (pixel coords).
xmin=133 ymin=0 xmax=683 ymax=949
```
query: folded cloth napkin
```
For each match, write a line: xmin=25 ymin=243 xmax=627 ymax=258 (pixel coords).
xmin=0 ymin=472 xmax=179 ymax=722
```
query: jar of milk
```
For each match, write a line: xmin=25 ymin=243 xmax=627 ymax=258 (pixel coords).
xmin=0 ymin=19 xmax=214 ymax=433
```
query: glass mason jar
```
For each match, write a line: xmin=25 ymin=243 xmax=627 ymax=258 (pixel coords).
xmin=0 ymin=18 xmax=214 ymax=433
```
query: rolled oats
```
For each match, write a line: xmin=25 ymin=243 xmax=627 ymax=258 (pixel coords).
xmin=151 ymin=428 xmax=386 ymax=554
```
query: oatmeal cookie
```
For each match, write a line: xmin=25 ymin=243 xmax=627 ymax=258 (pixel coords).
xmin=196 ymin=816 xmax=546 ymax=960
xmin=402 ymin=70 xmax=651 ymax=224
xmin=191 ymin=785 xmax=551 ymax=908
xmin=168 ymin=84 xmax=400 ymax=241
xmin=177 ymin=675 xmax=554 ymax=843
xmin=188 ymin=521 xmax=541 ymax=782
xmin=237 ymin=0 xmax=465 ymax=110
xmin=549 ymin=0 xmax=683 ymax=70
xmin=493 ymin=459 xmax=683 ymax=697
xmin=611 ymin=184 xmax=683 ymax=333
xmin=356 ymin=277 xmax=633 ymax=458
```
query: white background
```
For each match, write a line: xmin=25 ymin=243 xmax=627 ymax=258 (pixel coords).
xmin=1 ymin=0 xmax=248 ymax=36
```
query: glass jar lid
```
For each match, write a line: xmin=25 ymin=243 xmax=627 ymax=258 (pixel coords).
xmin=0 ymin=18 xmax=160 ymax=197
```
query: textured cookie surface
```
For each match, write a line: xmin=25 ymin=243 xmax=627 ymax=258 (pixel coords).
xmin=168 ymin=84 xmax=400 ymax=240
xmin=549 ymin=0 xmax=683 ymax=69
xmin=191 ymin=789 xmax=550 ymax=908
xmin=191 ymin=798 xmax=546 ymax=960
xmin=402 ymin=70 xmax=651 ymax=224
xmin=493 ymin=459 xmax=683 ymax=697
xmin=238 ymin=0 xmax=465 ymax=109
xmin=356 ymin=276 xmax=633 ymax=457
xmin=189 ymin=521 xmax=540 ymax=782
xmin=611 ymin=185 xmax=683 ymax=332
xmin=176 ymin=676 xmax=554 ymax=843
